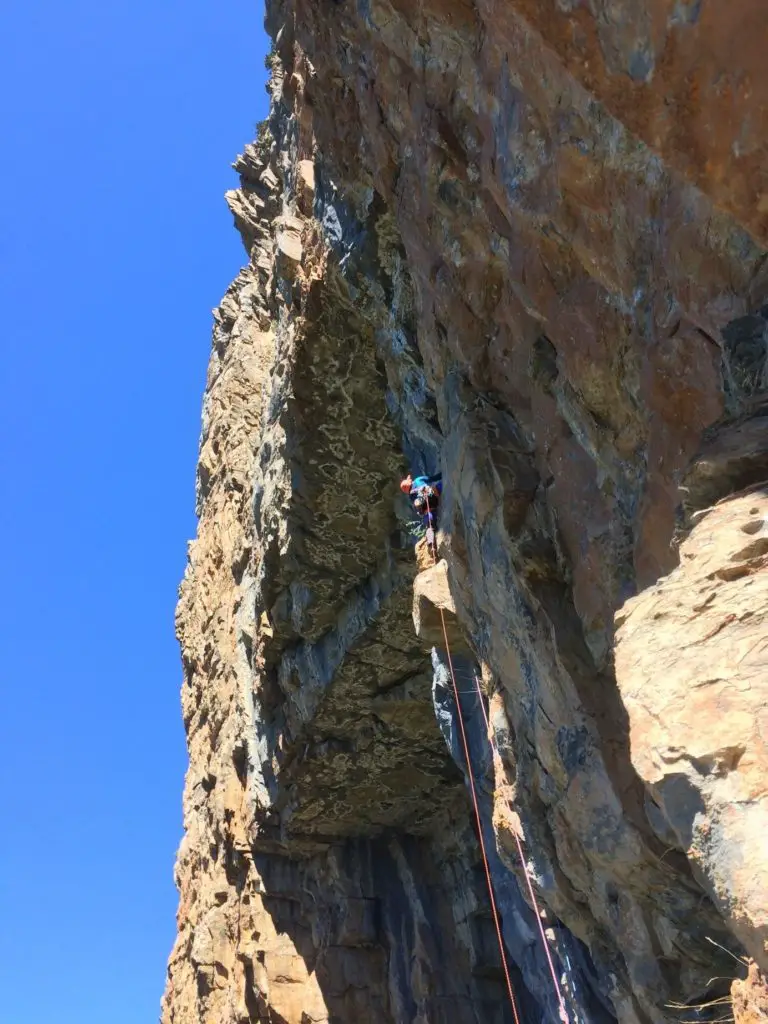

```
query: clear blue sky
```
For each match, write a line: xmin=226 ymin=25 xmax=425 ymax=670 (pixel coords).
xmin=0 ymin=3 xmax=268 ymax=1021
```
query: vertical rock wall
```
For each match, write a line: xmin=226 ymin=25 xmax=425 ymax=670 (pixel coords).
xmin=165 ymin=102 xmax=579 ymax=1024
xmin=165 ymin=2 xmax=768 ymax=1022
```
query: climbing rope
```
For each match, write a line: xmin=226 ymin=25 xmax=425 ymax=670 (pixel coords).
xmin=422 ymin=492 xmax=570 ymax=1024
xmin=471 ymin=671 xmax=571 ymax=1024
xmin=437 ymin=599 xmax=523 ymax=1024
xmin=423 ymin=498 xmax=521 ymax=1024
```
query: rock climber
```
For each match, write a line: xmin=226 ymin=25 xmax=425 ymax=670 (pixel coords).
xmin=400 ymin=471 xmax=443 ymax=528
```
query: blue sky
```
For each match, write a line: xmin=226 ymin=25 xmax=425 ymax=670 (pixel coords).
xmin=0 ymin=3 xmax=268 ymax=1021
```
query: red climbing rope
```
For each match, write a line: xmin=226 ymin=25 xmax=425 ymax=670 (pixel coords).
xmin=471 ymin=673 xmax=571 ymax=1024
xmin=423 ymin=499 xmax=522 ymax=1024
xmin=422 ymin=491 xmax=570 ymax=1024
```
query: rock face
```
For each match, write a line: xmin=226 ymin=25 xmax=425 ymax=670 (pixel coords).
xmin=733 ymin=963 xmax=768 ymax=1024
xmin=615 ymin=489 xmax=768 ymax=969
xmin=412 ymin=557 xmax=470 ymax=652
xmin=164 ymin=2 xmax=768 ymax=1022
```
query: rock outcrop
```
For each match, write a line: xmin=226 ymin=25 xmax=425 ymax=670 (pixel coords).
xmin=164 ymin=2 xmax=768 ymax=1022
xmin=616 ymin=488 xmax=768 ymax=972
xmin=733 ymin=963 xmax=768 ymax=1024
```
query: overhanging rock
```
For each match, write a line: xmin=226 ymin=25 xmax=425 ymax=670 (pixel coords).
xmin=412 ymin=558 xmax=471 ymax=654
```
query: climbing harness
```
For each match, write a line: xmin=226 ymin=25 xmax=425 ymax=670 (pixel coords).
xmin=423 ymin=493 xmax=571 ymax=1024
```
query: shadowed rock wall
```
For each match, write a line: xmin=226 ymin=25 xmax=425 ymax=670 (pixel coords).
xmin=164 ymin=2 xmax=768 ymax=1021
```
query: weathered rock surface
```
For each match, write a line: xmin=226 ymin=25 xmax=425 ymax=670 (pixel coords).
xmin=165 ymin=116 xmax=559 ymax=1024
xmin=733 ymin=963 xmax=768 ymax=1024
xmin=412 ymin=558 xmax=470 ymax=652
xmin=164 ymin=1 xmax=768 ymax=1021
xmin=616 ymin=489 xmax=768 ymax=969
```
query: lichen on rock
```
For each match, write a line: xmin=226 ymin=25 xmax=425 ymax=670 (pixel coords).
xmin=164 ymin=1 xmax=768 ymax=1021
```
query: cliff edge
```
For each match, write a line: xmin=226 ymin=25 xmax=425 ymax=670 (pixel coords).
xmin=163 ymin=2 xmax=768 ymax=1021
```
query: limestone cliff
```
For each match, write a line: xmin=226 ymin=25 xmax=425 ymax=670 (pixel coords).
xmin=163 ymin=2 xmax=768 ymax=1021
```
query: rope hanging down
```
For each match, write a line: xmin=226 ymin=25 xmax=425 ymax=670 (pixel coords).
xmin=423 ymin=493 xmax=571 ymax=1024
xmin=424 ymin=497 xmax=521 ymax=1023
xmin=471 ymin=672 xmax=571 ymax=1024
xmin=437 ymin=594 xmax=523 ymax=1024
